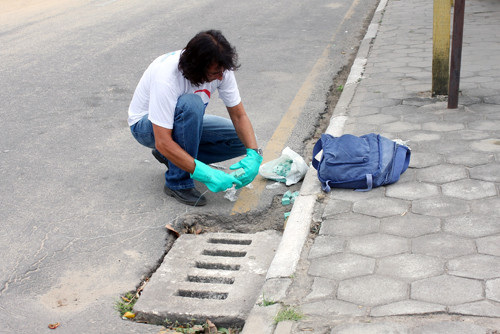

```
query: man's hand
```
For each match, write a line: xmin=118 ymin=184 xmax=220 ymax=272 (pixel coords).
xmin=229 ymin=148 xmax=263 ymax=189
xmin=191 ymin=160 xmax=242 ymax=192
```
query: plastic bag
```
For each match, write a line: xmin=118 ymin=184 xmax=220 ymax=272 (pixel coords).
xmin=259 ymin=147 xmax=308 ymax=186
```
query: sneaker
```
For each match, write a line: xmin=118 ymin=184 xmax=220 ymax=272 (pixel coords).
xmin=164 ymin=185 xmax=207 ymax=206
xmin=152 ymin=149 xmax=169 ymax=169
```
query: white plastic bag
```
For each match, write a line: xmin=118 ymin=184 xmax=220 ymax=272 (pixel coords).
xmin=259 ymin=147 xmax=308 ymax=186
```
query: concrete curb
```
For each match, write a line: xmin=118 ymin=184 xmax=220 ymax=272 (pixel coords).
xmin=241 ymin=1 xmax=388 ymax=333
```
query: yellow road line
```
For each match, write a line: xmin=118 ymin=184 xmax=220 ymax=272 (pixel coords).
xmin=231 ymin=0 xmax=360 ymax=214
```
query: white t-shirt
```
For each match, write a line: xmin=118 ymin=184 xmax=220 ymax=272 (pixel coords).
xmin=127 ymin=50 xmax=241 ymax=129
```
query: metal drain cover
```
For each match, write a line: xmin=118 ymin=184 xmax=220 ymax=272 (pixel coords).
xmin=134 ymin=230 xmax=281 ymax=327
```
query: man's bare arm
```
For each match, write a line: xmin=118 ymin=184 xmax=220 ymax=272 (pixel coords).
xmin=227 ymin=101 xmax=258 ymax=150
xmin=152 ymin=124 xmax=196 ymax=173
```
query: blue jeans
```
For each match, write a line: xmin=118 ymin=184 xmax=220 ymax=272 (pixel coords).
xmin=130 ymin=94 xmax=247 ymax=190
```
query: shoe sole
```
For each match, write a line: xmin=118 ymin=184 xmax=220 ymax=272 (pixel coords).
xmin=164 ymin=186 xmax=207 ymax=206
xmin=152 ymin=149 xmax=169 ymax=168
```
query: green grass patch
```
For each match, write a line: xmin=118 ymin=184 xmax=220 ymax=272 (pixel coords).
xmin=115 ymin=292 xmax=137 ymax=317
xmin=259 ymin=293 xmax=277 ymax=306
xmin=274 ymin=306 xmax=304 ymax=324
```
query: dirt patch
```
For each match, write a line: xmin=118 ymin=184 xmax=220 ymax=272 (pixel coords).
xmin=40 ymin=264 xmax=130 ymax=312
xmin=171 ymin=195 xmax=291 ymax=235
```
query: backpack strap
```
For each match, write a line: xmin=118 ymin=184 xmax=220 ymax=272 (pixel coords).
xmin=388 ymin=145 xmax=411 ymax=184
xmin=355 ymin=174 xmax=373 ymax=192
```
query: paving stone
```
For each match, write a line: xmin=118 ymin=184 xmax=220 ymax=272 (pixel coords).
xmin=414 ymin=101 xmax=447 ymax=111
xmin=337 ymin=275 xmax=408 ymax=306
xmin=448 ymin=254 xmax=500 ymax=280
xmin=386 ymin=181 xmax=439 ymax=200
xmin=477 ymin=235 xmax=500 ymax=256
xmin=397 ymin=168 xmax=416 ymax=183
xmin=419 ymin=139 xmax=470 ymax=155
xmin=446 ymin=151 xmax=494 ymax=167
xmin=449 ymin=300 xmax=500 ymax=317
xmin=273 ymin=321 xmax=293 ymax=334
xmin=356 ymin=113 xmax=399 ymax=125
xmin=486 ymin=278 xmax=500 ymax=303
xmin=370 ymin=300 xmax=446 ymax=317
xmin=320 ymin=213 xmax=380 ymax=237
xmin=349 ymin=122 xmax=380 ymax=135
xmin=380 ymin=213 xmax=441 ymax=238
xmin=471 ymin=197 xmax=500 ymax=217
xmin=307 ymin=235 xmax=344 ymax=259
xmin=416 ymin=164 xmax=467 ymax=183
xmin=468 ymin=103 xmax=500 ymax=114
xmin=406 ymin=132 xmax=441 ymax=142
xmin=412 ymin=321 xmax=489 ymax=334
xmin=348 ymin=233 xmax=409 ymax=258
xmin=377 ymin=254 xmax=444 ymax=281
xmin=331 ymin=322 xmax=411 ymax=334
xmin=470 ymin=163 xmax=500 ymax=182
xmin=409 ymin=152 xmax=443 ymax=168
xmin=382 ymin=104 xmax=421 ymax=117
xmin=353 ymin=197 xmax=410 ymax=218
xmin=422 ymin=121 xmax=464 ymax=132
xmin=305 ymin=277 xmax=337 ymax=301
xmin=412 ymin=233 xmax=475 ymax=259
xmin=470 ymin=138 xmax=500 ymax=152
xmin=349 ymin=106 xmax=380 ymax=116
xmin=301 ymin=299 xmax=366 ymax=317
xmin=484 ymin=96 xmax=500 ymax=104
xmin=308 ymin=253 xmax=375 ymax=280
xmin=469 ymin=120 xmax=500 ymax=131
xmin=442 ymin=179 xmax=497 ymax=200
xmin=411 ymin=275 xmax=483 ymax=305
xmin=443 ymin=110 xmax=482 ymax=123
xmin=329 ymin=186 xmax=385 ymax=202
xmin=444 ymin=129 xmax=490 ymax=141
xmin=412 ymin=197 xmax=470 ymax=217
xmin=322 ymin=199 xmax=352 ymax=218
xmin=380 ymin=121 xmax=421 ymax=133
xmin=443 ymin=214 xmax=500 ymax=238
xmin=402 ymin=112 xmax=441 ymax=124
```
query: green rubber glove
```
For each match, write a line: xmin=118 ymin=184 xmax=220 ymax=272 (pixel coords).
xmin=229 ymin=148 xmax=263 ymax=189
xmin=191 ymin=159 xmax=242 ymax=192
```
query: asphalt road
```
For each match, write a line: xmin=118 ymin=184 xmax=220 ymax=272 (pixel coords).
xmin=0 ymin=0 xmax=378 ymax=332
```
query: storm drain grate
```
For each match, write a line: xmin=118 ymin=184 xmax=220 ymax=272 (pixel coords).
xmin=202 ymin=249 xmax=247 ymax=257
xmin=133 ymin=231 xmax=281 ymax=327
xmin=195 ymin=262 xmax=241 ymax=271
xmin=187 ymin=275 xmax=235 ymax=284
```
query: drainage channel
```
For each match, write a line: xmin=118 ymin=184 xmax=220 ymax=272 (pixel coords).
xmin=133 ymin=230 xmax=281 ymax=328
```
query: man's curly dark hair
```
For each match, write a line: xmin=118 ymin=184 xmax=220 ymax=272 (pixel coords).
xmin=178 ymin=30 xmax=240 ymax=86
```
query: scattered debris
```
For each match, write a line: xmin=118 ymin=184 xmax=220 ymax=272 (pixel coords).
xmin=163 ymin=319 xmax=238 ymax=333
xmin=123 ymin=312 xmax=135 ymax=319
xmin=281 ymin=190 xmax=299 ymax=206
xmin=48 ymin=322 xmax=60 ymax=329
xmin=166 ymin=219 xmax=202 ymax=237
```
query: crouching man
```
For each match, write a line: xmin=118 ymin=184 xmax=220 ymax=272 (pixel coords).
xmin=128 ymin=30 xmax=262 ymax=206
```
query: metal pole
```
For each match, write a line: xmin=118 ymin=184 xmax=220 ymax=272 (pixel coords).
xmin=448 ymin=0 xmax=465 ymax=108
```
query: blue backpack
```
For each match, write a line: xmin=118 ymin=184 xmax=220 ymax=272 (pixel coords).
xmin=312 ymin=133 xmax=411 ymax=192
